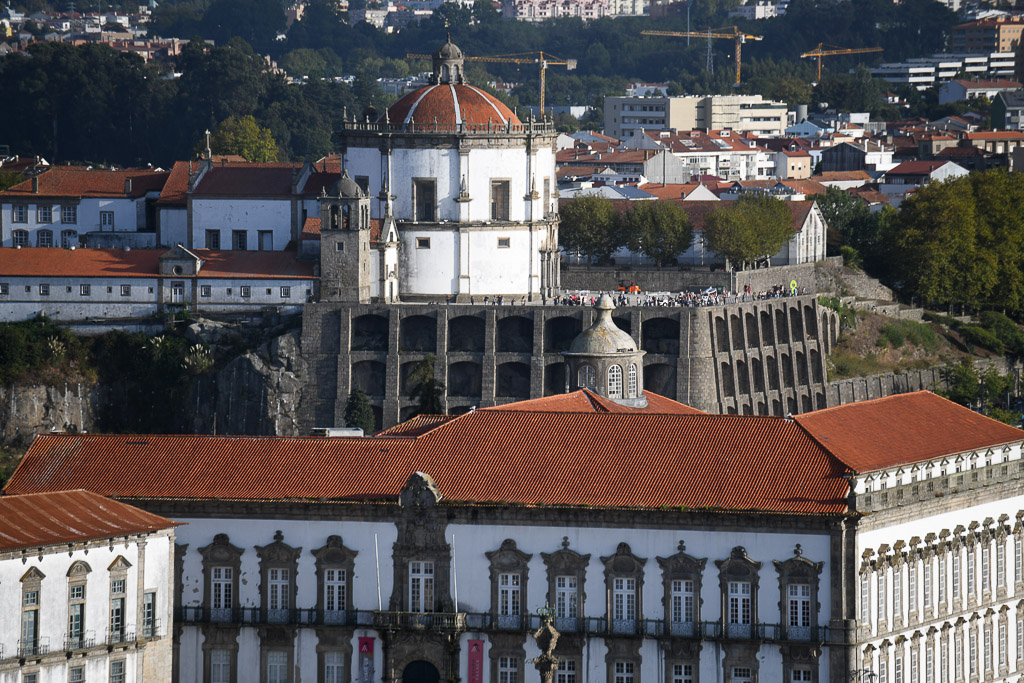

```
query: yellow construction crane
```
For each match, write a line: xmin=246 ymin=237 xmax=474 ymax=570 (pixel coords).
xmin=641 ymin=27 xmax=763 ymax=86
xmin=800 ymin=43 xmax=884 ymax=81
xmin=406 ymin=51 xmax=577 ymax=114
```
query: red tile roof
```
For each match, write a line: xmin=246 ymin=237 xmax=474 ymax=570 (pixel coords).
xmin=377 ymin=414 xmax=459 ymax=436
xmin=193 ymin=164 xmax=300 ymax=196
xmin=0 ymin=248 xmax=315 ymax=280
xmin=885 ymin=160 xmax=953 ymax=176
xmin=156 ymin=161 xmax=190 ymax=206
xmin=0 ymin=489 xmax=180 ymax=552
xmin=5 ymin=412 xmax=849 ymax=514
xmin=794 ymin=391 xmax=1024 ymax=473
xmin=951 ymin=78 xmax=1021 ymax=90
xmin=814 ymin=171 xmax=872 ymax=182
xmin=965 ymin=130 xmax=1024 ymax=141
xmin=0 ymin=167 xmax=169 ymax=199
xmin=636 ymin=183 xmax=704 ymax=200
xmin=385 ymin=84 xmax=520 ymax=127
xmin=301 ymin=217 xmax=321 ymax=240
xmin=481 ymin=389 xmax=705 ymax=415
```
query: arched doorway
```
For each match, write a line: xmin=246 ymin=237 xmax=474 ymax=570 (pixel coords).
xmin=403 ymin=660 xmax=440 ymax=683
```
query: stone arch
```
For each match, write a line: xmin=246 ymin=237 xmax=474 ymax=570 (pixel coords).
xmin=497 ymin=362 xmax=531 ymax=399
xmin=352 ymin=314 xmax=389 ymax=351
xmin=448 ymin=316 xmax=485 ymax=352
xmin=790 ymin=307 xmax=803 ymax=341
xmin=815 ymin=393 xmax=826 ymax=410
xmin=544 ymin=316 xmax=581 ymax=353
xmin=830 ymin=317 xmax=837 ymax=347
xmin=787 ymin=397 xmax=797 ymax=415
xmin=721 ymin=362 xmax=735 ymax=398
xmin=776 ymin=309 xmax=789 ymax=344
xmin=745 ymin=313 xmax=759 ymax=348
xmin=400 ymin=315 xmax=437 ymax=352
xmin=403 ymin=660 xmax=441 ymax=683
xmin=497 ymin=316 xmax=533 ymax=353
xmin=804 ymin=306 xmax=817 ymax=338
xmin=400 ymin=361 xmax=427 ymax=395
xmin=810 ymin=349 xmax=823 ymax=384
xmin=645 ymin=363 xmax=677 ymax=399
xmin=736 ymin=359 xmax=750 ymax=395
xmin=727 ymin=405 xmax=738 ymax=415
xmin=731 ymin=315 xmax=744 ymax=351
xmin=715 ymin=316 xmax=729 ymax=352
xmin=801 ymin=394 xmax=813 ymax=413
xmin=399 ymin=405 xmax=420 ymax=422
xmin=756 ymin=401 xmax=766 ymax=415
xmin=612 ymin=315 xmax=632 ymax=337
xmin=741 ymin=403 xmax=753 ymax=415
xmin=448 ymin=361 xmax=481 ymax=397
xmin=795 ymin=351 xmax=808 ymax=385
xmin=821 ymin=312 xmax=830 ymax=351
xmin=544 ymin=362 xmax=567 ymax=396
xmin=766 ymin=355 xmax=779 ymax=391
xmin=761 ymin=311 xmax=775 ymax=345
xmin=643 ymin=318 xmax=679 ymax=354
xmin=352 ymin=360 xmax=386 ymax=397
xmin=772 ymin=399 xmax=782 ymax=416
xmin=781 ymin=354 xmax=794 ymax=389
xmin=751 ymin=357 xmax=764 ymax=393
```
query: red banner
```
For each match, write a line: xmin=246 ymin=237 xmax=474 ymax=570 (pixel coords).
xmin=468 ymin=639 xmax=484 ymax=683
xmin=359 ymin=637 xmax=374 ymax=683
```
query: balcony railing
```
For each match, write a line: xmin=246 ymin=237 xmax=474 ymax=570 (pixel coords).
xmin=64 ymin=631 xmax=96 ymax=651
xmin=18 ymin=637 xmax=48 ymax=658
xmin=173 ymin=605 xmax=831 ymax=644
xmin=106 ymin=629 xmax=135 ymax=647
xmin=141 ymin=619 xmax=161 ymax=639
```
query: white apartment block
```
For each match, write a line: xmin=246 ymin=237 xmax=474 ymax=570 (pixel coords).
xmin=604 ymin=94 xmax=790 ymax=140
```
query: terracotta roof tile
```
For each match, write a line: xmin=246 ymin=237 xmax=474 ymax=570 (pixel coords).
xmin=193 ymin=164 xmax=300 ymax=196
xmin=1 ymin=167 xmax=169 ymax=199
xmin=0 ymin=489 xmax=180 ymax=552
xmin=156 ymin=161 xmax=190 ymax=206
xmin=377 ymin=415 xmax=459 ymax=436
xmin=794 ymin=391 xmax=1024 ymax=473
xmin=886 ymin=160 xmax=952 ymax=175
xmin=385 ymin=84 xmax=520 ymax=127
xmin=481 ymin=389 xmax=705 ymax=415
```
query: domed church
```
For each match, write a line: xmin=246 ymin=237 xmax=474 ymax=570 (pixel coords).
xmin=322 ymin=39 xmax=561 ymax=303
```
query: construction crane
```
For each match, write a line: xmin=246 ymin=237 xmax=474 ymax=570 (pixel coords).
xmin=641 ymin=27 xmax=763 ymax=86
xmin=800 ymin=43 xmax=884 ymax=81
xmin=406 ymin=51 xmax=577 ymax=115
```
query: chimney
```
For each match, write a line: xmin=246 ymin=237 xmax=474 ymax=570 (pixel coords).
xmin=32 ymin=176 xmax=39 ymax=193
xmin=124 ymin=177 xmax=132 ymax=195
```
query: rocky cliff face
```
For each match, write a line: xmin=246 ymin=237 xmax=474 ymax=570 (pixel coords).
xmin=0 ymin=383 xmax=101 ymax=444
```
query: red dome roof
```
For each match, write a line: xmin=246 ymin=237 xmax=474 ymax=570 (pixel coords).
xmin=384 ymin=84 xmax=521 ymax=127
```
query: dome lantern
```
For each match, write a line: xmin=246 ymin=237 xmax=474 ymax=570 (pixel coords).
xmin=431 ymin=36 xmax=466 ymax=85
xmin=562 ymin=295 xmax=647 ymax=407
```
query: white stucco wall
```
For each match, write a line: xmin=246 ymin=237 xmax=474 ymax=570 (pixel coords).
xmin=158 ymin=207 xmax=188 ymax=248
xmin=190 ymin=198 xmax=293 ymax=250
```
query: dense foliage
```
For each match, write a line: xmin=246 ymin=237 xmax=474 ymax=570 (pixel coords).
xmin=620 ymin=200 xmax=694 ymax=267
xmin=702 ymin=195 xmax=794 ymax=268
xmin=343 ymin=387 xmax=377 ymax=434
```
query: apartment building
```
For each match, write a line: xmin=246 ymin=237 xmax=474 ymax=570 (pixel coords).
xmin=604 ymin=94 xmax=789 ymax=139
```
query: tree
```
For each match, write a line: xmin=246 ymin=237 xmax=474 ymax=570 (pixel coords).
xmin=209 ymin=115 xmax=279 ymax=161
xmin=558 ymin=194 xmax=622 ymax=266
xmin=703 ymin=195 xmax=794 ymax=269
xmin=811 ymin=186 xmax=874 ymax=255
xmin=408 ymin=356 xmax=445 ymax=416
xmin=343 ymin=387 xmax=376 ymax=434
xmin=620 ymin=200 xmax=693 ymax=267
xmin=200 ymin=0 xmax=286 ymax=53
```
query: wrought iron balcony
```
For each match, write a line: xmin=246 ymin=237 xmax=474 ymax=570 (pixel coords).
xmin=372 ymin=611 xmax=467 ymax=631
xmin=64 ymin=631 xmax=96 ymax=651
xmin=141 ymin=619 xmax=161 ymax=639
xmin=106 ymin=629 xmax=135 ymax=647
xmin=17 ymin=637 xmax=48 ymax=658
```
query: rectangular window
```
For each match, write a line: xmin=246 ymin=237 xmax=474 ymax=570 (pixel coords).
xmin=556 ymin=575 xmax=577 ymax=618
xmin=956 ymin=636 xmax=963 ymax=679
xmin=911 ymin=649 xmax=918 ymax=682
xmin=953 ymin=555 xmax=961 ymax=599
xmin=100 ymin=211 xmax=114 ymax=230
xmin=498 ymin=656 xmax=519 ymax=683
xmin=732 ymin=667 xmax=752 ymax=683
xmin=908 ymin=566 xmax=917 ymax=613
xmin=413 ymin=179 xmax=436 ymax=222
xmin=614 ymin=661 xmax=635 ymax=683
xmin=62 ymin=205 xmax=77 ymax=224
xmin=1000 ymin=622 xmax=1008 ymax=666
xmin=938 ymin=557 xmax=946 ymax=605
xmin=544 ymin=177 xmax=551 ymax=216
xmin=895 ymin=655 xmax=903 ymax=683
xmin=240 ymin=286 xmax=251 ymax=298
xmin=941 ymin=645 xmax=948 ymax=683
xmin=12 ymin=205 xmax=26 ymax=222
xmin=860 ymin=574 xmax=870 ymax=622
xmin=728 ymin=581 xmax=751 ymax=624
xmin=923 ymin=563 xmax=932 ymax=608
xmin=110 ymin=596 xmax=124 ymax=637
xmin=926 ymin=647 xmax=934 ymax=683
xmin=416 ymin=237 xmax=430 ymax=249
xmin=497 ymin=237 xmax=511 ymax=249
xmin=119 ymin=285 xmax=131 ymax=297
xmin=201 ymin=285 xmax=211 ymax=298
xmin=499 ymin=573 xmax=521 ymax=616
xmin=789 ymin=583 xmax=811 ymax=627
xmin=258 ymin=230 xmax=273 ymax=251
xmin=212 ymin=566 xmax=233 ymax=609
xmin=110 ymin=660 xmax=125 ymax=683
xmin=982 ymin=547 xmax=991 ymax=592
xmin=1016 ymin=538 xmax=1022 ymax=584
xmin=997 ymin=543 xmax=1006 ymax=589
xmin=325 ymin=651 xmax=344 ymax=683
xmin=61 ymin=230 xmax=77 ymax=248
xmin=792 ymin=670 xmax=813 ymax=682
xmin=893 ymin=569 xmax=901 ymax=616
xmin=13 ymin=229 xmax=28 ymax=247
xmin=879 ymin=660 xmax=887 ymax=683
xmin=325 ymin=568 xmax=346 ymax=611
xmin=39 ymin=284 xmax=49 ymax=296
xmin=0 ymin=283 xmax=7 ymax=296
xmin=409 ymin=561 xmax=434 ymax=612
xmin=490 ymin=180 xmax=510 ymax=221
xmin=970 ymin=631 xmax=978 ymax=675
xmin=233 ymin=230 xmax=247 ymax=251
xmin=968 ymin=550 xmax=976 ymax=595
xmin=280 ymin=286 xmax=291 ymax=298
xmin=69 ymin=666 xmax=84 ymax=683
xmin=37 ymin=205 xmax=52 ymax=223
xmin=985 ymin=628 xmax=993 ymax=671
xmin=211 ymin=650 xmax=232 ymax=683
xmin=672 ymin=664 xmax=693 ymax=683
xmin=613 ymin=577 xmax=636 ymax=620
xmin=80 ymin=284 xmax=90 ymax=296
xmin=557 ymin=659 xmax=577 ymax=683
xmin=111 ymin=579 xmax=125 ymax=595
xmin=267 ymin=651 xmax=288 ymax=683
xmin=269 ymin=568 xmax=290 ymax=610
xmin=672 ymin=579 xmax=694 ymax=623
xmin=206 ymin=230 xmax=221 ymax=249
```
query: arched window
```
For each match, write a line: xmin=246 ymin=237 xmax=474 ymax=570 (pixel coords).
xmin=608 ymin=365 xmax=623 ymax=399
xmin=578 ymin=364 xmax=596 ymax=391
xmin=37 ymin=229 xmax=53 ymax=248
xmin=628 ymin=364 xmax=638 ymax=398
xmin=342 ymin=204 xmax=350 ymax=230
xmin=61 ymin=230 xmax=78 ymax=248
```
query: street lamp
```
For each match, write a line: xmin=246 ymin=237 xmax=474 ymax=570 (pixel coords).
xmin=851 ymin=669 xmax=877 ymax=682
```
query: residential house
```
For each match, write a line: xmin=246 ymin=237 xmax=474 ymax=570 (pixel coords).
xmin=992 ymin=91 xmax=1024 ymax=130
xmin=880 ymin=160 xmax=969 ymax=202
xmin=820 ymin=140 xmax=896 ymax=175
xmin=774 ymin=149 xmax=812 ymax=179
xmin=938 ymin=78 xmax=1022 ymax=104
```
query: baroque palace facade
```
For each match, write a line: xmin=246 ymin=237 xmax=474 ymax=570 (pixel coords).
xmin=5 ymin=306 xmax=1024 ymax=683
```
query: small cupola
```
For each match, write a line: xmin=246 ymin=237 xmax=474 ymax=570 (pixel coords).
xmin=562 ymin=295 xmax=647 ymax=407
xmin=430 ymin=35 xmax=466 ymax=85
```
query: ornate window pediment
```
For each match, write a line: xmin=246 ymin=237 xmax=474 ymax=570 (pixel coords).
xmin=487 ymin=539 xmax=532 ymax=628
xmin=542 ymin=537 xmax=589 ymax=634
xmin=108 ymin=556 xmax=132 ymax=572
xmin=20 ymin=566 xmax=45 ymax=583
xmin=67 ymin=561 xmax=92 ymax=578
xmin=658 ymin=540 xmax=707 ymax=636
xmin=399 ymin=471 xmax=441 ymax=508
xmin=199 ymin=534 xmax=244 ymax=564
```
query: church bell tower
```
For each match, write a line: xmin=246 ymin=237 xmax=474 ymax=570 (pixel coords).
xmin=320 ymin=170 xmax=372 ymax=303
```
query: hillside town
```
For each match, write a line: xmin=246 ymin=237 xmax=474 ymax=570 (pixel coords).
xmin=5 ymin=0 xmax=1024 ymax=682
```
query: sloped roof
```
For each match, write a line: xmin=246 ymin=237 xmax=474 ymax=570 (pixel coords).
xmin=0 ymin=167 xmax=169 ymax=199
xmin=794 ymin=391 xmax=1024 ymax=473
xmin=885 ymin=160 xmax=953 ymax=176
xmin=377 ymin=415 xmax=459 ymax=437
xmin=815 ymin=171 xmax=872 ymax=182
xmin=193 ymin=164 xmax=300 ymax=196
xmin=0 ymin=247 xmax=315 ymax=280
xmin=385 ymin=84 xmax=519 ymax=127
xmin=480 ymin=389 xmax=705 ymax=415
xmin=5 ymin=412 xmax=848 ymax=514
xmin=156 ymin=161 xmax=190 ymax=206
xmin=0 ymin=489 xmax=180 ymax=552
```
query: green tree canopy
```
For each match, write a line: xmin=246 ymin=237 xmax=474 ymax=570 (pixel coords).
xmin=343 ymin=387 xmax=376 ymax=434
xmin=558 ymin=194 xmax=622 ymax=266
xmin=703 ymin=195 xmax=794 ymax=269
xmin=209 ymin=115 xmax=279 ymax=161
xmin=620 ymin=200 xmax=693 ymax=267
